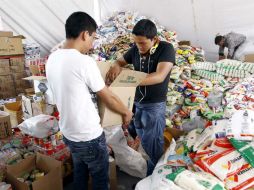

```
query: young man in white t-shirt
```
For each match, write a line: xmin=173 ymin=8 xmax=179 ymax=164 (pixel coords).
xmin=46 ymin=12 xmax=132 ymax=190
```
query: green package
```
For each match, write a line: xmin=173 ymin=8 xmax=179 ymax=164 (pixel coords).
xmin=229 ymin=138 xmax=254 ymax=167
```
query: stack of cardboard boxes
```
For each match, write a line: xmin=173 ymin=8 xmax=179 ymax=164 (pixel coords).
xmin=10 ymin=57 xmax=30 ymax=94
xmin=0 ymin=59 xmax=16 ymax=99
xmin=0 ymin=31 xmax=30 ymax=99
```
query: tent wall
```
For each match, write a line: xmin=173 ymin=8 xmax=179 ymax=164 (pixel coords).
xmin=0 ymin=0 xmax=95 ymax=56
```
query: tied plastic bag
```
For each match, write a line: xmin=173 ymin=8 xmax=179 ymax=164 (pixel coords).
xmin=18 ymin=114 xmax=59 ymax=138
xmin=104 ymin=125 xmax=147 ymax=178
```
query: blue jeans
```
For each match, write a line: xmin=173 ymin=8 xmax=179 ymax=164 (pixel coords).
xmin=63 ymin=132 xmax=109 ymax=190
xmin=134 ymin=102 xmax=166 ymax=176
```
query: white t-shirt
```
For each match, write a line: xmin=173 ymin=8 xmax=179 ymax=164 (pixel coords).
xmin=46 ymin=49 xmax=105 ymax=142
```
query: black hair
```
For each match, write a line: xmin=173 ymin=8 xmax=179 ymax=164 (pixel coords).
xmin=132 ymin=19 xmax=157 ymax=40
xmin=215 ymin=35 xmax=224 ymax=45
xmin=65 ymin=12 xmax=98 ymax=39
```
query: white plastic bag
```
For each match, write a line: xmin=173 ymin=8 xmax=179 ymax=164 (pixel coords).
xmin=104 ymin=125 xmax=147 ymax=178
xmin=18 ymin=114 xmax=59 ymax=138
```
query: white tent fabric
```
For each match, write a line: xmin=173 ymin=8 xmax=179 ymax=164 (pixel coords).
xmin=1 ymin=0 xmax=254 ymax=61
xmin=0 ymin=0 xmax=96 ymax=56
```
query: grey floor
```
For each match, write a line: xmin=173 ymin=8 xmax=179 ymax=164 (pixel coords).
xmin=64 ymin=167 xmax=141 ymax=190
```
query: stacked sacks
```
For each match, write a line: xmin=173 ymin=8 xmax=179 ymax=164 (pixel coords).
xmin=192 ymin=59 xmax=254 ymax=81
xmin=158 ymin=118 xmax=254 ymax=190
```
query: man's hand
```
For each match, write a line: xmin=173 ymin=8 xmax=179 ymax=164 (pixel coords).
xmin=122 ymin=110 xmax=133 ymax=126
xmin=105 ymin=64 xmax=122 ymax=85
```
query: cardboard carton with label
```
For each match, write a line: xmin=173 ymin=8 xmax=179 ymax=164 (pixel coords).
xmin=97 ymin=61 xmax=146 ymax=127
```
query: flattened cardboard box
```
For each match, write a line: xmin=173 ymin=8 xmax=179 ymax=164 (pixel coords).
xmin=97 ymin=61 xmax=146 ymax=127
xmin=6 ymin=153 xmax=63 ymax=190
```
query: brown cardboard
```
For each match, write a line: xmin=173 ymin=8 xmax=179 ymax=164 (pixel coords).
xmin=0 ymin=66 xmax=10 ymax=75
xmin=0 ymin=111 xmax=12 ymax=139
xmin=0 ymin=90 xmax=16 ymax=99
xmin=245 ymin=54 xmax=254 ymax=63
xmin=0 ymin=36 xmax=24 ymax=56
xmin=97 ymin=61 xmax=146 ymax=127
xmin=6 ymin=153 xmax=63 ymax=190
xmin=0 ymin=75 xmax=13 ymax=84
xmin=10 ymin=65 xmax=24 ymax=73
xmin=0 ymin=59 xmax=10 ymax=67
xmin=0 ymin=75 xmax=15 ymax=99
xmin=4 ymin=101 xmax=23 ymax=127
xmin=12 ymin=72 xmax=27 ymax=80
xmin=0 ymin=59 xmax=10 ymax=75
xmin=0 ymin=31 xmax=13 ymax=37
xmin=9 ymin=57 xmax=25 ymax=66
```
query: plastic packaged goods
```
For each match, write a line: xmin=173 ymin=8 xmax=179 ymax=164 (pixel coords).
xmin=166 ymin=168 xmax=225 ymax=190
xmin=226 ymin=110 xmax=254 ymax=141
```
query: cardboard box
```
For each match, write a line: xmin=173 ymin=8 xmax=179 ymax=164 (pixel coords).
xmin=0 ymin=75 xmax=13 ymax=84
xmin=0 ymin=111 xmax=12 ymax=139
xmin=15 ymin=79 xmax=30 ymax=88
xmin=10 ymin=65 xmax=24 ymax=73
xmin=0 ymin=32 xmax=24 ymax=56
xmin=0 ymin=31 xmax=13 ymax=37
xmin=21 ymin=95 xmax=54 ymax=119
xmin=9 ymin=57 xmax=25 ymax=66
xmin=0 ymin=59 xmax=10 ymax=75
xmin=6 ymin=153 xmax=63 ymax=190
xmin=0 ymin=59 xmax=10 ymax=66
xmin=12 ymin=72 xmax=27 ymax=80
xmin=245 ymin=54 xmax=254 ymax=62
xmin=97 ymin=61 xmax=146 ymax=127
xmin=0 ymin=66 xmax=10 ymax=75
xmin=4 ymin=101 xmax=23 ymax=127
xmin=0 ymin=90 xmax=16 ymax=99
xmin=0 ymin=81 xmax=15 ymax=91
